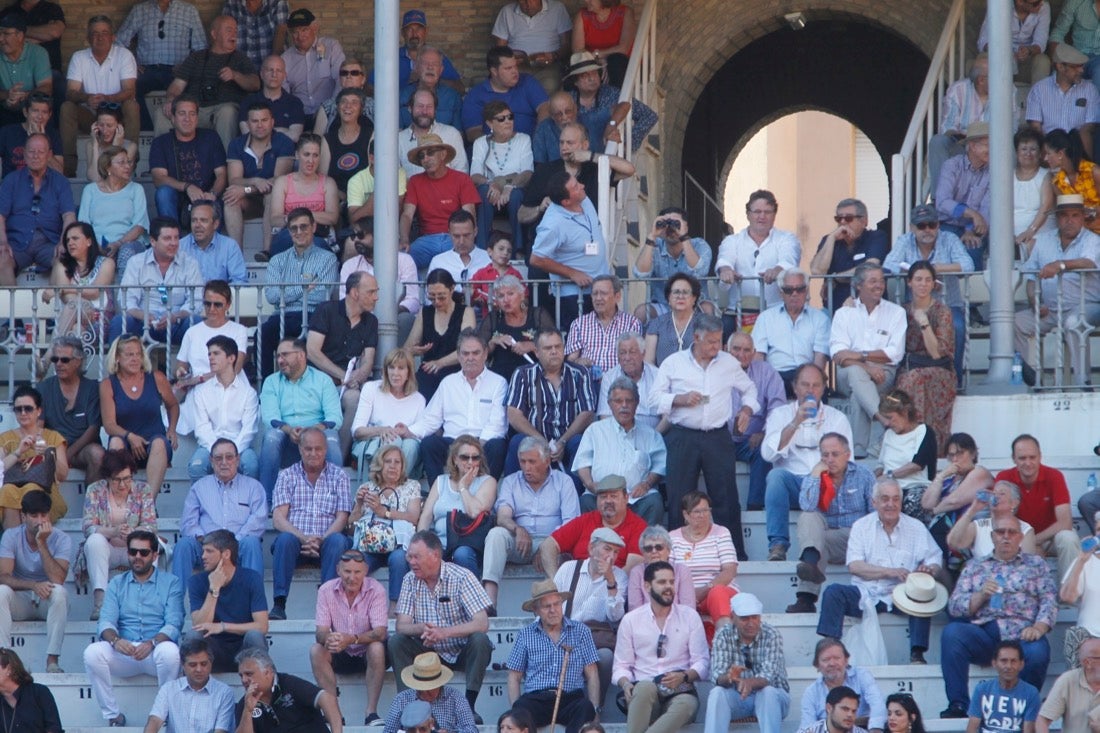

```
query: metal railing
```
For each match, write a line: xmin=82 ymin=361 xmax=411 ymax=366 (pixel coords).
xmin=889 ymin=0 xmax=968 ymax=242
xmin=683 ymin=169 xmax=728 ymax=252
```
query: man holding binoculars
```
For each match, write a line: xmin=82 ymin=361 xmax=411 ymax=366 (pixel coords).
xmin=632 ymin=206 xmax=712 ymax=323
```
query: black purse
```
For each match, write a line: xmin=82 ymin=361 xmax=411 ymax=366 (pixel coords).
xmin=446 ymin=509 xmax=495 ymax=554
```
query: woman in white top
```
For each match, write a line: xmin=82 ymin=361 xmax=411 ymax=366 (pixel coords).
xmin=470 ymin=101 xmax=533 ymax=249
xmin=1013 ymin=127 xmax=1054 ymax=260
xmin=874 ymin=389 xmax=937 ymax=492
xmin=351 ymin=347 xmax=426 ymax=479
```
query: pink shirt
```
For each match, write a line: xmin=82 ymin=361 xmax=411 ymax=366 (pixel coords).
xmin=314 ymin=576 xmax=388 ymax=657
xmin=611 ymin=603 xmax=710 ymax=683
xmin=670 ymin=525 xmax=738 ymax=589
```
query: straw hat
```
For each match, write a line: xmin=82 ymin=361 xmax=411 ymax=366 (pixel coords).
xmin=521 ymin=579 xmax=572 ymax=613
xmin=399 ymin=652 xmax=454 ymax=690
xmin=891 ymin=572 xmax=948 ymax=618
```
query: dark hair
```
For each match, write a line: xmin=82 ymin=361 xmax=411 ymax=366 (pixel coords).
xmin=945 ymin=432 xmax=978 ymax=458
xmin=497 ymin=708 xmax=535 ymax=733
xmin=794 ymin=362 xmax=826 ymax=386
xmin=448 ymin=208 xmax=475 ymax=228
xmin=94 ymin=102 xmax=122 ymax=123
xmin=206 ymin=334 xmax=239 ymax=360
xmin=408 ymin=86 xmax=438 ymax=111
xmin=643 ymin=560 xmax=673 ymax=583
xmin=1044 ymin=128 xmax=1085 ymax=169
xmin=457 ymin=326 xmax=487 ymax=351
xmin=279 ymin=336 xmax=307 ymax=352
xmin=657 ymin=205 xmax=688 ymax=219
xmin=296 ymin=131 xmax=323 ymax=152
xmin=150 ymin=216 xmax=180 ymax=240
xmin=906 ymin=260 xmax=937 ymax=283
xmin=680 ymin=490 xmax=710 ymax=513
xmin=211 ymin=437 xmax=238 ymax=456
xmin=745 ymin=189 xmax=778 ymax=213
xmin=483 ymin=100 xmax=511 ymax=122
xmin=171 ymin=93 xmax=200 ymax=115
xmin=204 ymin=279 xmax=233 ymax=305
xmin=23 ymin=91 xmax=50 ymax=113
xmin=487 ymin=45 xmax=514 ymax=70
xmin=825 ymin=685 xmax=860 ymax=707
xmin=102 ymin=449 xmax=136 ymax=478
xmin=813 ymin=638 xmax=849 ymax=666
xmin=335 ymin=87 xmax=365 ymax=109
xmin=487 ymin=230 xmax=512 ymax=250
xmin=128 ymin=529 xmax=158 ymax=552
xmin=994 ymin=639 xmax=1024 ymax=660
xmin=409 ymin=529 xmax=443 ymax=553
xmin=12 ymin=385 xmax=41 ymax=408
xmin=1011 ymin=433 xmax=1040 ymax=456
xmin=0 ymin=649 xmax=33 ymax=686
xmin=60 ymin=221 xmax=103 ymax=281
xmin=20 ymin=489 xmax=51 ymax=515
xmin=202 ymin=529 xmax=239 ymax=565
xmin=180 ymin=637 xmax=212 ymax=663
xmin=546 ymin=170 xmax=573 ymax=205
xmin=535 ymin=328 xmax=563 ymax=347
xmin=885 ymin=693 xmax=926 ymax=733
xmin=663 ymin=272 xmax=701 ymax=302
xmin=1014 ymin=126 xmax=1044 ymax=150
xmin=286 ymin=207 xmax=315 ymax=226
xmin=189 ymin=200 xmax=218 ymax=220
xmin=426 ymin=268 xmax=457 ymax=289
xmin=245 ymin=99 xmax=273 ymax=117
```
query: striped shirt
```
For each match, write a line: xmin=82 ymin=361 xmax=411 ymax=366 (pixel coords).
xmin=797 ymin=462 xmax=876 ymax=529
xmin=670 ymin=525 xmax=738 ymax=589
xmin=506 ymin=618 xmax=599 ymax=693
xmin=978 ymin=2 xmax=1049 ymax=53
xmin=396 ymin=562 xmax=493 ymax=663
xmin=940 ymin=79 xmax=989 ymax=134
xmin=116 ymin=0 xmax=206 ymax=67
xmin=264 ymin=244 xmax=339 ymax=311
xmin=565 ymin=310 xmax=642 ymax=372
xmin=149 ymin=676 xmax=235 ymax=733
xmin=272 ymin=461 xmax=352 ymax=536
xmin=1025 ymin=74 xmax=1100 ymax=132
xmin=315 ymin=577 xmax=388 ymax=657
xmin=223 ymin=0 xmax=289 ymax=69
xmin=846 ymin=513 xmax=941 ymax=607
xmin=935 ymin=153 xmax=991 ymax=228
xmin=507 ymin=361 xmax=597 ymax=441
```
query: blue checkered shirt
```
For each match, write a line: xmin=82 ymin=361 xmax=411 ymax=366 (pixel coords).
xmin=117 ymin=0 xmax=206 ymax=67
xmin=222 ymin=0 xmax=290 ymax=69
xmin=506 ymin=618 xmax=599 ymax=693
xmin=272 ymin=461 xmax=352 ymax=536
xmin=396 ymin=562 xmax=493 ymax=663
xmin=797 ymin=462 xmax=876 ymax=529
xmin=710 ymin=621 xmax=789 ymax=691
xmin=382 ymin=687 xmax=477 ymax=733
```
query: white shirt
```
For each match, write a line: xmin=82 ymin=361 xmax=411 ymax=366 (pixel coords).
xmin=428 ymin=248 xmax=492 ymax=294
xmin=351 ymin=380 xmax=426 ymax=433
xmin=177 ymin=320 xmax=250 ymax=376
xmin=598 ymin=363 xmax=660 ymax=428
xmin=828 ymin=298 xmax=907 ymax=366
xmin=191 ymin=374 xmax=259 ymax=452
xmin=1066 ymin=552 xmax=1100 ymax=636
xmin=470 ymin=132 xmax=534 ymax=179
xmin=399 ymin=122 xmax=469 ymax=176
xmin=554 ymin=559 xmax=627 ymax=623
xmin=650 ymin=349 xmax=760 ymax=429
xmin=409 ymin=368 xmax=508 ymax=441
xmin=715 ymin=227 xmax=802 ymax=307
xmin=66 ymin=44 xmax=137 ymax=96
xmin=761 ymin=401 xmax=853 ymax=475
xmin=846 ymin=512 xmax=941 ymax=607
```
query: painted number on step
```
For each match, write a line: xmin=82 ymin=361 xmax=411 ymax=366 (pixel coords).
xmin=897 ymin=681 xmax=913 ymax=692
xmin=9 ymin=637 xmax=23 ymax=647
xmin=487 ymin=685 xmax=504 ymax=698
xmin=495 ymin=631 xmax=515 ymax=644
xmin=78 ymin=687 xmax=93 ymax=699
xmin=1053 ymin=399 xmax=1071 ymax=411
xmin=742 ymin=527 xmax=751 ymax=537
xmin=790 ymin=576 xmax=798 ymax=588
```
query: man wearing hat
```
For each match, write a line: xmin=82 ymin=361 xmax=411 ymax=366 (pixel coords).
xmin=370 ymin=11 xmax=463 ymax=94
xmin=1014 ymin=192 xmax=1100 ymax=386
xmin=491 ymin=0 xmax=571 ymax=94
xmin=884 ymin=201 xmax=974 ymax=380
xmin=816 ymin=478 xmax=943 ymax=665
xmin=382 ymin=653 xmax=478 ymax=733
xmin=939 ymin=515 xmax=1057 ymax=719
xmin=281 ymin=8 xmax=343 ymax=119
xmin=1026 ymin=42 xmax=1100 ymax=158
xmin=507 ymin=580 xmax=600 ymax=733
xmin=927 ymin=55 xmax=996 ymax=191
xmin=1051 ymin=1 xmax=1100 ymax=86
xmin=934 ymin=121 xmax=991 ymax=268
xmin=706 ymin=592 xmax=790 ymax=733
xmin=0 ymin=14 xmax=50 ymax=127
xmin=565 ymin=51 xmax=630 ymax=145
xmin=462 ymin=45 xmax=549 ymax=143
xmin=399 ymin=132 xmax=480 ymax=270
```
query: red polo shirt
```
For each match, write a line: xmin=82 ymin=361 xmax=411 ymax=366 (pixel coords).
xmin=994 ymin=465 xmax=1070 ymax=533
xmin=550 ymin=510 xmax=646 ymax=566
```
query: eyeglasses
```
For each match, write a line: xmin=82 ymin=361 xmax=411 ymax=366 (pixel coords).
xmin=339 ymin=69 xmax=364 ymax=77
xmin=157 ymin=19 xmax=165 ymax=39
xmin=108 ymin=474 xmax=133 ymax=485
xmin=11 ymin=405 xmax=34 ymax=413
xmin=748 ymin=208 xmax=775 ymax=216
xmin=834 ymin=214 xmax=863 ymax=223
xmin=49 ymin=356 xmax=74 ymax=364
xmin=492 ymin=113 xmax=515 ymax=122
xmin=127 ymin=547 xmax=153 ymax=557
xmin=915 ymin=221 xmax=939 ymax=230
xmin=780 ymin=285 xmax=808 ymax=295
xmin=669 ymin=289 xmax=693 ymax=297
xmin=656 ymin=634 xmax=668 ymax=658
xmin=288 ymin=223 xmax=311 ymax=233
xmin=30 ymin=194 xmax=40 ymax=217
xmin=417 ymin=149 xmax=439 ymax=161
xmin=456 ymin=453 xmax=481 ymax=462
xmin=203 ymin=300 xmax=227 ymax=308
xmin=641 ymin=543 xmax=666 ymax=552
xmin=992 ymin=528 xmax=1022 ymax=536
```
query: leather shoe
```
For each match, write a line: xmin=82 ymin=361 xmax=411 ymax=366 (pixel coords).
xmin=785 ymin=598 xmax=816 ymax=614
xmin=940 ymin=703 xmax=968 ymax=719
xmin=909 ymin=649 xmax=926 ymax=665
xmin=795 ymin=561 xmax=826 ymax=584
xmin=767 ymin=545 xmax=786 ymax=561
xmin=109 ymin=714 xmax=127 ymax=727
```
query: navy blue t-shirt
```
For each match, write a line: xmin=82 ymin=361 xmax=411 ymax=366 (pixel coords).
xmin=188 ymin=566 xmax=268 ymax=623
xmin=0 ymin=123 xmax=62 ymax=178
xmin=815 ymin=228 xmax=890 ymax=311
xmin=227 ymin=131 xmax=296 ymax=179
xmin=149 ymin=129 xmax=227 ymax=191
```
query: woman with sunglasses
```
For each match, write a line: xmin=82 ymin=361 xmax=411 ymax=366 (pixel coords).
xmin=404 ymin=268 xmax=475 ymax=401
xmin=479 ymin=274 xmax=553 ymax=383
xmin=0 ymin=385 xmax=68 ymax=530
xmin=885 ymin=693 xmax=927 ymax=733
xmin=75 ymin=449 xmax=156 ymax=620
xmin=43 ymin=221 xmax=116 ymax=359
xmin=644 ymin=272 xmax=701 ymax=366
xmin=1045 ymin=127 xmax=1100 ymax=233
xmin=471 ymin=101 xmax=532 ymax=249
xmin=417 ymin=435 xmax=497 ymax=577
xmin=313 ymin=57 xmax=373 ymax=136
xmin=78 ymin=143 xmax=148 ymax=273
xmin=100 ymin=335 xmax=179 ymax=501
xmin=626 ymin=524 xmax=695 ymax=610
xmin=264 ymin=133 xmax=340 ymax=259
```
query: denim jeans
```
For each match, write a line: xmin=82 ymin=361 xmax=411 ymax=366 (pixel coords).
xmin=817 ymin=583 xmax=930 ymax=652
xmin=271 ymin=531 xmax=350 ymax=598
xmin=108 ymin=313 xmax=200 ymax=345
xmin=366 ymin=548 xmax=408 ymax=601
xmin=940 ymin=619 xmax=1050 ymax=709
xmin=476 ymin=184 xmax=524 ymax=249
xmin=705 ymin=684 xmax=789 ymax=733
xmin=764 ymin=468 xmax=803 ymax=549
xmin=259 ymin=428 xmax=341 ymax=504
xmin=735 ymin=438 xmax=772 ymax=508
xmin=409 ymin=232 xmax=454 ymax=270
xmin=187 ymin=446 xmax=259 ymax=480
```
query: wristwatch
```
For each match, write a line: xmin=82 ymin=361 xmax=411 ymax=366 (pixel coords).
xmin=1059 ymin=261 xmax=1067 ymax=272
xmin=860 ymin=350 xmax=868 ymax=362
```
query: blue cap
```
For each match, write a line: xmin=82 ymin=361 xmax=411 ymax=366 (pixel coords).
xmin=402 ymin=9 xmax=427 ymax=27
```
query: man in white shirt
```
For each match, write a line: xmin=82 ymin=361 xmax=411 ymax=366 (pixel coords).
xmin=715 ymin=189 xmax=801 ymax=336
xmin=400 ymin=329 xmax=508 ymax=481
xmin=828 ymin=263 xmax=906 ymax=458
xmin=490 ymin=0 xmax=572 ymax=94
xmin=427 ymin=210 xmax=490 ymax=294
xmin=761 ymin=364 xmax=853 ymax=561
xmin=399 ymin=87 xmax=468 ymax=177
xmin=598 ymin=332 xmax=660 ymax=429
xmin=815 ymin=478 xmax=942 ymax=665
xmin=59 ymin=15 xmax=139 ymax=176
xmin=187 ymin=335 xmax=259 ymax=479
xmin=651 ymin=313 xmax=758 ymax=559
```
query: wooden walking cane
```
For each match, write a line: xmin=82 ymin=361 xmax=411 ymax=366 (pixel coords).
xmin=550 ymin=644 xmax=574 ymax=730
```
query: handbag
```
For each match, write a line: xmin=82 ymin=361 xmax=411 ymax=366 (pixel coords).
xmin=566 ymin=561 xmax=619 ymax=650
xmin=446 ymin=509 xmax=495 ymax=554
xmin=352 ymin=487 xmax=398 ymax=554
xmin=903 ymin=352 xmax=953 ymax=371
xmin=5 ymin=448 xmax=55 ymax=488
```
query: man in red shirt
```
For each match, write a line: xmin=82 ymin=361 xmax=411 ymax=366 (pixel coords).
xmin=399 ymin=133 xmax=480 ymax=270
xmin=538 ymin=474 xmax=644 ymax=577
xmin=994 ymin=434 xmax=1078 ymax=581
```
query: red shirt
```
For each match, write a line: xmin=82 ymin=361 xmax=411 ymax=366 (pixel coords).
xmin=550 ymin=510 xmax=646 ymax=566
xmin=994 ymin=465 xmax=1070 ymax=533
xmin=405 ymin=168 xmax=481 ymax=235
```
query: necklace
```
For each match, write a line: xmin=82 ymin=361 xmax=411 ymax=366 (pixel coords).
xmin=673 ymin=313 xmax=692 ymax=352
xmin=489 ymin=137 xmax=514 ymax=174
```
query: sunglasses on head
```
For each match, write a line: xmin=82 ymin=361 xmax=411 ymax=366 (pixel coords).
xmin=340 ymin=550 xmax=366 ymax=562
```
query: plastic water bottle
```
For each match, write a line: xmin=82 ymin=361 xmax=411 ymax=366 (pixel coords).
xmin=803 ymin=396 xmax=818 ymax=419
xmin=1090 ymin=473 xmax=1099 ymax=494
xmin=1011 ymin=353 xmax=1023 ymax=385
xmin=990 ymin=573 xmax=1005 ymax=611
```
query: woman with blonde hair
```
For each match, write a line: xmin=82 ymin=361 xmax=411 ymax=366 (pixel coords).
xmin=351 ymin=347 xmax=426 ymax=478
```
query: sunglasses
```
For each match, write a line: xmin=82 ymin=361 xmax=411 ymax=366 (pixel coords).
xmin=157 ymin=19 xmax=165 ymax=39
xmin=456 ymin=453 xmax=481 ymax=461
xmin=657 ymin=633 xmax=668 ymax=658
xmin=203 ymin=300 xmax=227 ymax=308
xmin=915 ymin=221 xmax=939 ymax=230
xmin=127 ymin=547 xmax=153 ymax=557
xmin=339 ymin=69 xmax=364 ymax=77
xmin=834 ymin=214 xmax=863 ymax=224
xmin=288 ymin=223 xmax=311 ymax=233
xmin=340 ymin=551 xmax=367 ymax=562
xmin=49 ymin=356 xmax=74 ymax=364
xmin=157 ymin=285 xmax=169 ymax=305
xmin=780 ymin=285 xmax=808 ymax=295
xmin=12 ymin=405 xmax=34 ymax=413
xmin=30 ymin=194 xmax=40 ymax=217
xmin=492 ymin=113 xmax=515 ymax=122
xmin=641 ymin=543 xmax=666 ymax=552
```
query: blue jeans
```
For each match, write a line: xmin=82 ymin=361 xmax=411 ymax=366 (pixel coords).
xmin=258 ymin=428 xmax=342 ymax=504
xmin=817 ymin=583 xmax=930 ymax=651
xmin=137 ymin=64 xmax=174 ymax=130
xmin=1088 ymin=53 xmax=1100 ymax=85
xmin=409 ymin=232 xmax=454 ymax=270
xmin=173 ymin=535 xmax=264 ymax=581
xmin=367 ymin=548 xmax=408 ymax=601
xmin=940 ymin=619 xmax=1050 ymax=709
xmin=705 ymin=684 xmax=789 ymax=733
xmin=187 ymin=446 xmax=259 ymax=480
xmin=764 ymin=468 xmax=803 ymax=549
xmin=271 ymin=531 xmax=350 ymax=598
xmin=476 ymin=184 xmax=524 ymax=249
xmin=446 ymin=545 xmax=480 ymax=577
xmin=735 ymin=438 xmax=772 ymax=508
xmin=951 ymin=304 xmax=965 ymax=385
xmin=109 ymin=313 xmax=199 ymax=345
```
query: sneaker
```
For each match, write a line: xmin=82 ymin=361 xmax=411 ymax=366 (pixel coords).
xmin=45 ymin=662 xmax=63 ymax=673
xmin=365 ymin=713 xmax=383 ymax=727
xmin=473 ymin=713 xmax=484 ymax=725
xmin=795 ymin=561 xmax=826 ymax=584
xmin=109 ymin=714 xmax=127 ymax=727
xmin=254 ymin=251 xmax=270 ymax=263
xmin=785 ymin=598 xmax=816 ymax=614
xmin=269 ymin=605 xmax=287 ymax=621
xmin=486 ymin=604 xmax=497 ymax=618
xmin=940 ymin=703 xmax=968 ymax=719
xmin=767 ymin=545 xmax=786 ymax=561
xmin=910 ymin=649 xmax=927 ymax=665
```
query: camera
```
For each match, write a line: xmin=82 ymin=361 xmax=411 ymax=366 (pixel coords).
xmin=657 ymin=218 xmax=681 ymax=231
